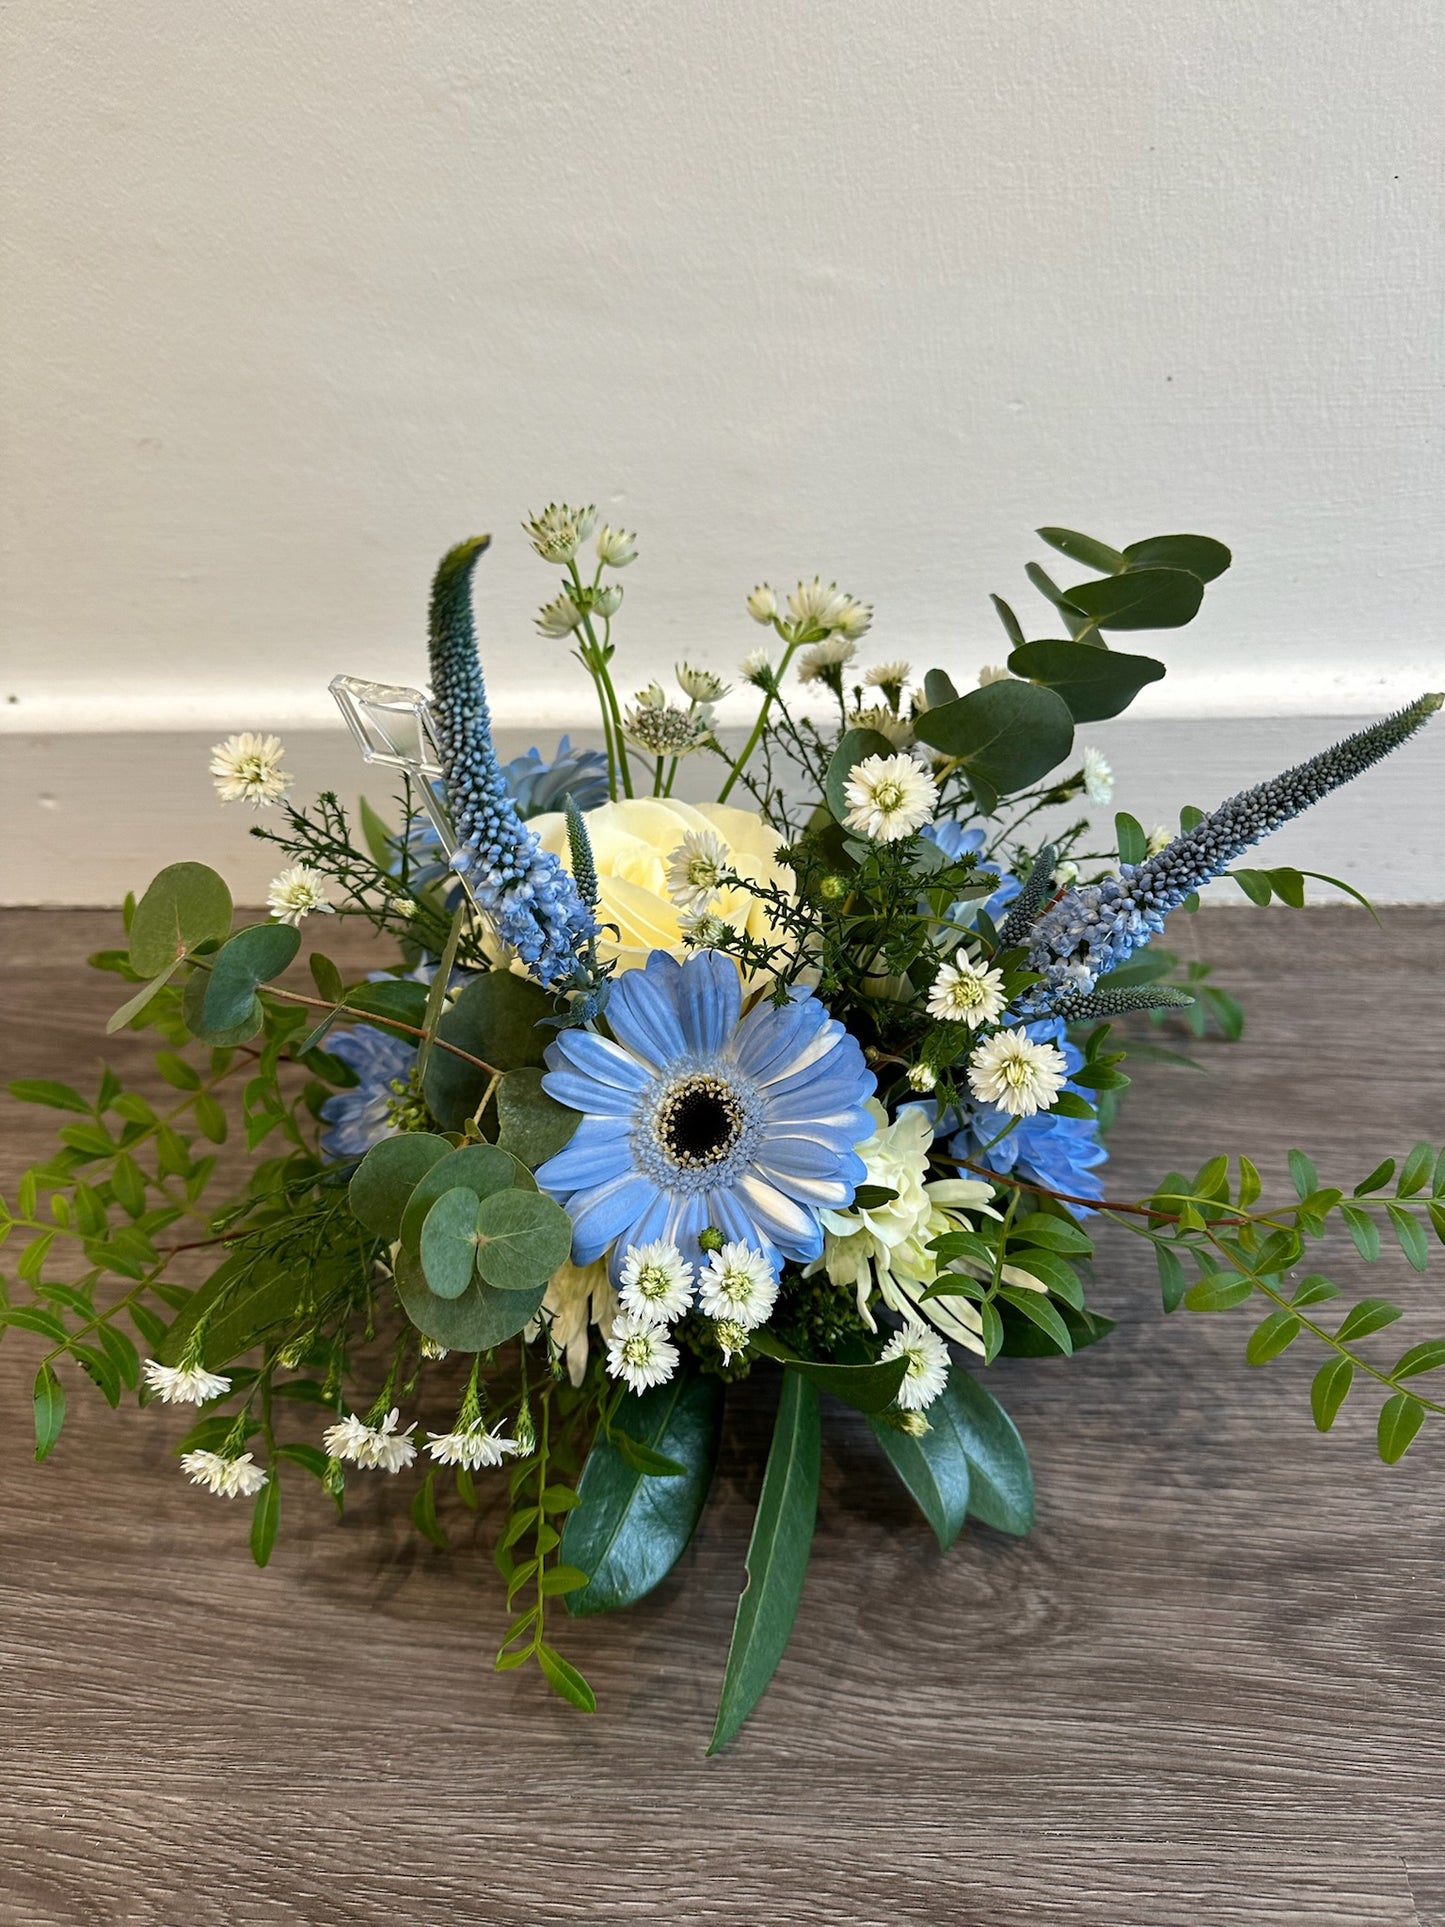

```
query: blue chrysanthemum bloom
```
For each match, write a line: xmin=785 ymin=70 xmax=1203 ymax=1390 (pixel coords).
xmin=944 ymin=1019 xmax=1108 ymax=1211
xmin=536 ymin=952 xmax=876 ymax=1275
xmin=502 ymin=736 xmax=610 ymax=820
xmin=923 ymin=820 xmax=1021 ymax=929
xmin=319 ymin=1025 xmax=419 ymax=1161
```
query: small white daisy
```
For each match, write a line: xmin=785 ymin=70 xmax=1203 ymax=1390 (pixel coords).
xmin=881 ymin=1319 xmax=951 ymax=1412
xmin=595 ymin=523 xmax=638 ymax=568
xmin=605 ymin=1312 xmax=680 ymax=1393
xmin=712 ymin=1318 xmax=751 ymax=1365
xmin=740 ymin=646 xmax=776 ymax=686
xmin=787 ymin=577 xmax=852 ymax=633
xmin=266 ymin=863 xmax=335 ymax=927
xmin=978 ymin=664 xmax=1014 ymax=686
xmin=209 ymin=732 xmax=293 ymax=809
xmin=863 ymin=660 xmax=911 ymax=692
xmin=536 ymin=591 xmax=585 ymax=638
xmin=845 ymin=703 xmax=914 ymax=748
xmin=425 ymin=1425 xmax=521 ymax=1470
xmin=967 ymin=1031 xmax=1068 ymax=1118
xmin=745 ymin=584 xmax=778 ymax=625
xmin=927 ymin=955 xmax=1008 ymax=1028
xmin=842 ymin=752 xmax=939 ymax=843
xmin=1082 ymin=747 xmax=1115 ymax=805
xmin=676 ymin=663 xmax=730 ymax=704
xmin=1145 ymin=822 xmax=1173 ymax=857
xmin=142 ymin=1359 xmax=232 ymax=1406
xmin=666 ymin=829 xmax=732 ymax=913
xmin=322 ymin=1407 xmax=417 ymax=1473
xmin=680 ymin=909 xmax=733 ymax=950
xmin=618 ymin=1241 xmax=696 ymax=1323
xmin=181 ymin=1449 xmax=269 ymax=1499
xmin=697 ymin=1242 xmax=778 ymax=1330
xmin=523 ymin=501 xmax=596 ymax=564
xmin=796 ymin=635 xmax=857 ymax=683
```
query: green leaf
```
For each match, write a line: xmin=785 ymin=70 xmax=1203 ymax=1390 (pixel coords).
xmin=1062 ymin=567 xmax=1203 ymax=631
xmin=249 ymin=1471 xmax=280 ymax=1567
xmin=105 ymin=960 xmax=186 ymax=1035
xmin=1010 ymin=1211 xmax=1093 ymax=1256
xmin=1024 ymin=561 xmax=1088 ymax=630
xmin=611 ymin=1434 xmax=688 ymax=1478
xmin=359 ymin=796 xmax=397 ymax=871
xmin=415 ymin=905 xmax=466 ymax=1083
xmin=1114 ymin=812 xmax=1148 ymax=867
xmin=1246 ymin=1310 xmax=1301 ymax=1365
xmin=932 ymin=1370 xmax=1034 ymax=1533
xmin=128 ymin=863 xmax=233 ymax=977
xmin=1035 ymin=526 xmax=1127 ymax=574
xmin=1291 ymin=1275 xmax=1341 ymax=1308
xmin=911 ymin=679 xmax=1075 ymax=796
xmin=1264 ymin=866 xmax=1306 ymax=908
xmin=156 ymin=1253 xmax=315 ymax=1370
xmin=996 ymin=1302 xmax=1115 ymax=1357
xmin=748 ymin=1331 xmax=911 ymax=1415
xmin=1183 ymin=1273 xmax=1255 ymax=1312
xmin=1120 ymin=533 xmax=1231 ymax=582
xmin=423 ymin=971 xmax=554 ymax=1132
xmin=1288 ymin=1149 xmax=1320 ymax=1201
xmin=535 ymin=1644 xmax=596 ymax=1713
xmin=1310 ymin=1356 xmax=1354 ymax=1432
xmin=342 ymin=977 xmax=430 ymax=1036
xmin=181 ymin=968 xmax=262 ymax=1046
xmin=1339 ymin=1204 xmax=1382 ymax=1262
xmin=201 ymin=923 xmax=301 ymax=1032
xmin=6 ymin=1079 xmax=92 ymax=1114
xmin=1385 ymin=1204 xmax=1430 ymax=1273
xmin=1334 ymin=1298 xmax=1404 ymax=1343
xmin=1155 ymin=1242 xmax=1187 ymax=1313
xmin=1002 ymin=1250 xmax=1084 ymax=1307
xmin=708 ymin=1371 xmax=820 ymax=1755
xmin=32 ymin=1362 xmax=66 ymax=1461
xmin=869 ymin=1396 xmax=971 ymax=1551
xmin=496 ymin=1068 xmax=579 ymax=1169
xmin=823 ymin=727 xmax=903 ymax=825
xmin=1353 ymin=1158 xmax=1396 ymax=1196
xmin=851 ymin=1184 xmax=901 ymax=1211
xmin=922 ymin=668 xmax=959 ymax=708
xmin=309 ymin=953 xmax=345 ymax=1004
xmin=419 ymin=1187 xmax=484 ymax=1300
xmin=562 ymin=1373 xmax=725 ymax=1616
xmin=1393 ymin=1339 xmax=1445 ymax=1380
xmin=398 ymin=1143 xmax=520 ymax=1252
xmin=1008 ymin=638 xmax=1165 ymax=723
xmin=989 ymin=595 xmax=1026 ymax=648
xmin=1397 ymin=1141 xmax=1434 ymax=1198
xmin=472 ymin=1188 xmax=574 ymax=1292
xmin=348 ymin=1132 xmax=452 ymax=1240
xmin=1377 ymin=1393 xmax=1426 ymax=1465
xmin=998 ymin=1285 xmax=1073 ymax=1354
xmin=410 ymin=1468 xmax=449 ymax=1549
xmin=393 ymin=1245 xmax=546 ymax=1353
xmin=1231 ymin=868 xmax=1274 ymax=906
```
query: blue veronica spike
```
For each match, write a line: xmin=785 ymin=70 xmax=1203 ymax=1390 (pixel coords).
xmin=1025 ymin=693 xmax=1442 ymax=1005
xmin=428 ymin=538 xmax=597 ymax=988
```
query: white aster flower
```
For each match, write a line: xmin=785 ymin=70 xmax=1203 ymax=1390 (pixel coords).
xmin=697 ymin=1243 xmax=778 ymax=1330
xmin=746 ymin=583 xmax=778 ymax=625
xmin=209 ymin=732 xmax=293 ymax=809
xmin=666 ymin=828 xmax=732 ymax=913
xmin=425 ymin=1424 xmax=521 ymax=1470
xmin=1082 ymin=746 xmax=1114 ymax=805
xmin=605 ymin=1311 xmax=680 ymax=1393
xmin=322 ymin=1407 xmax=418 ymax=1473
xmin=596 ymin=523 xmax=638 ymax=567
xmin=842 ymin=752 xmax=939 ymax=843
xmin=908 ymin=1063 xmax=937 ymax=1092
xmin=142 ymin=1358 xmax=232 ymax=1405
xmin=523 ymin=501 xmax=596 ymax=563
xmin=181 ymin=1449 xmax=268 ymax=1499
xmin=618 ymin=1240 xmax=696 ymax=1323
xmin=978 ymin=664 xmax=1014 ymax=687
xmin=1145 ymin=822 xmax=1173 ymax=857
xmin=712 ymin=1318 xmax=751 ymax=1365
xmin=796 ymin=635 xmax=857 ymax=684
xmin=592 ymin=582 xmax=624 ymax=618
xmin=863 ymin=660 xmax=911 ymax=693
xmin=266 ymin=863 xmax=335 ymax=927
xmin=831 ymin=598 xmax=874 ymax=641
xmin=881 ymin=1319 xmax=951 ymax=1411
xmin=1053 ymin=858 xmax=1080 ymax=887
xmin=787 ymin=577 xmax=852 ymax=633
xmin=846 ymin=703 xmax=914 ymax=749
xmin=676 ymin=662 xmax=730 ymax=704
xmin=680 ymin=908 xmax=733 ymax=950
xmin=740 ymin=646 xmax=776 ymax=687
xmin=967 ymin=1030 xmax=1068 ymax=1118
xmin=927 ymin=955 xmax=1008 ymax=1028
xmin=536 ymin=591 xmax=585 ymax=638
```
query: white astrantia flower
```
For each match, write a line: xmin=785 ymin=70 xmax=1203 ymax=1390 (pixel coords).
xmin=978 ymin=664 xmax=1014 ymax=687
xmin=618 ymin=1240 xmax=696 ymax=1323
xmin=209 ymin=732 xmax=293 ymax=809
xmin=605 ymin=1311 xmax=680 ymax=1393
xmin=666 ymin=828 xmax=732 ymax=913
xmin=697 ymin=1243 xmax=778 ymax=1330
xmin=322 ymin=1407 xmax=418 ymax=1473
xmin=536 ymin=591 xmax=585 ymax=637
xmin=624 ymin=696 xmax=712 ymax=758
xmin=846 ymin=703 xmax=914 ymax=749
xmin=425 ymin=1425 xmax=521 ymax=1470
xmin=524 ymin=501 xmax=596 ymax=563
xmin=1082 ymin=746 xmax=1115 ymax=805
xmin=787 ymin=577 xmax=852 ymax=633
xmin=676 ymin=663 xmax=730 ymax=704
xmin=1145 ymin=822 xmax=1173 ymax=857
xmin=592 ymin=582 xmax=624 ymax=619
xmin=796 ymin=635 xmax=857 ymax=683
xmin=266 ymin=863 xmax=335 ymax=927
xmin=967 ymin=1031 xmax=1068 ymax=1118
xmin=881 ymin=1319 xmax=951 ymax=1411
xmin=596 ymin=523 xmax=638 ymax=567
xmin=746 ymin=584 xmax=778 ymax=625
xmin=863 ymin=660 xmax=911 ymax=693
xmin=142 ymin=1359 xmax=232 ymax=1406
xmin=181 ymin=1449 xmax=269 ymax=1499
xmin=842 ymin=753 xmax=939 ymax=843
xmin=926 ymin=955 xmax=1008 ymax=1028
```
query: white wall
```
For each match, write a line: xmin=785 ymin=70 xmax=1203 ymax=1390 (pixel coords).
xmin=2 ymin=0 xmax=1443 ymax=899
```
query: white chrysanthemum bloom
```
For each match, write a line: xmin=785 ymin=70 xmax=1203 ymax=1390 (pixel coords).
xmin=967 ymin=1031 xmax=1068 ymax=1118
xmin=536 ymin=591 xmax=585 ymax=638
xmin=1082 ymin=747 xmax=1115 ymax=805
xmin=524 ymin=501 xmax=596 ymax=563
xmin=908 ymin=1063 xmax=937 ymax=1092
xmin=863 ymin=660 xmax=911 ymax=693
xmin=425 ymin=1425 xmax=521 ymax=1470
xmin=787 ymin=577 xmax=852 ymax=633
xmin=842 ymin=753 xmax=939 ymax=843
xmin=676 ymin=663 xmax=730 ymax=704
xmin=209 ymin=732 xmax=293 ymax=809
xmin=978 ymin=664 xmax=1014 ymax=687
xmin=528 ymin=1257 xmax=616 ymax=1388
xmin=1145 ymin=822 xmax=1173 ymax=857
xmin=605 ymin=1311 xmax=680 ymax=1393
xmin=266 ymin=863 xmax=335 ymax=927
xmin=322 ymin=1407 xmax=418 ymax=1473
xmin=698 ymin=1243 xmax=778 ymax=1330
xmin=796 ymin=635 xmax=857 ymax=683
xmin=927 ymin=955 xmax=1008 ymax=1028
xmin=593 ymin=582 xmax=624 ymax=619
xmin=746 ymin=584 xmax=778 ymax=625
xmin=181 ymin=1449 xmax=268 ymax=1499
xmin=618 ymin=1241 xmax=695 ymax=1323
xmin=846 ymin=703 xmax=914 ymax=749
xmin=666 ymin=828 xmax=732 ymax=913
xmin=831 ymin=598 xmax=874 ymax=641
xmin=881 ymin=1319 xmax=951 ymax=1411
xmin=740 ymin=647 xmax=776 ymax=688
xmin=143 ymin=1359 xmax=232 ymax=1405
xmin=596 ymin=523 xmax=638 ymax=567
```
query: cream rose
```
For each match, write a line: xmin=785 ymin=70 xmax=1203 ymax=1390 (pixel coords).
xmin=528 ymin=797 xmax=791 ymax=975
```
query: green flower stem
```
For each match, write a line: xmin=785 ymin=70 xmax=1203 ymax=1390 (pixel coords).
xmin=717 ymin=632 xmax=802 ymax=804
xmin=567 ymin=563 xmax=633 ymax=798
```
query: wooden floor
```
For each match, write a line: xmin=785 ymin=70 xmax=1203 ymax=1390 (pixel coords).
xmin=1 ymin=907 xmax=1441 ymax=1927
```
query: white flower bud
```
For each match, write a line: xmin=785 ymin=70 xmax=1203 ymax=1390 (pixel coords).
xmin=596 ymin=524 xmax=638 ymax=568
xmin=746 ymin=584 xmax=778 ymax=625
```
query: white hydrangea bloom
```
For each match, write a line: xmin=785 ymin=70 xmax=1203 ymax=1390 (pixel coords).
xmin=881 ymin=1319 xmax=951 ymax=1411
xmin=142 ymin=1359 xmax=232 ymax=1405
xmin=605 ymin=1312 xmax=680 ymax=1393
xmin=842 ymin=753 xmax=938 ymax=842
xmin=209 ymin=733 xmax=293 ymax=809
xmin=266 ymin=863 xmax=335 ymax=927
xmin=967 ymin=1031 xmax=1068 ymax=1118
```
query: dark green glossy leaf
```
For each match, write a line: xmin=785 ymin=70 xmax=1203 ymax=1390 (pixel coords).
xmin=496 ymin=1067 xmax=579 ymax=1169
xmin=201 ymin=923 xmax=301 ymax=1032
xmin=423 ymin=970 xmax=554 ymax=1131
xmin=249 ymin=1471 xmax=280 ymax=1567
xmin=946 ymin=1369 xmax=1034 ymax=1532
xmin=128 ymin=863 xmax=233 ymax=977
xmin=473 ymin=1187 xmax=574 ymax=1292
xmin=1353 ymin=1158 xmax=1396 ymax=1196
xmin=869 ymin=1402 xmax=971 ymax=1551
xmin=997 ymin=1285 xmax=1073 ymax=1354
xmin=1008 ymin=637 xmax=1165 ymax=723
xmin=1155 ymin=1242 xmax=1187 ymax=1313
xmin=997 ymin=1302 xmax=1115 ymax=1357
xmin=343 ymin=977 xmax=430 ymax=1036
xmin=989 ymin=595 xmax=1026 ymax=648
xmin=348 ymin=1132 xmax=451 ymax=1240
xmin=1036 ymin=527 xmax=1127 ymax=573
xmin=419 ymin=1186 xmax=484 ymax=1299
xmin=922 ymin=668 xmax=959 ymax=707
xmin=1397 ymin=1141 xmax=1435 ymax=1199
xmin=1311 ymin=1356 xmax=1354 ymax=1432
xmin=1377 ymin=1392 xmax=1425 ymax=1465
xmin=1064 ymin=567 xmax=1203 ymax=631
xmin=912 ymin=679 xmax=1075 ymax=795
xmin=1120 ymin=533 xmax=1231 ymax=582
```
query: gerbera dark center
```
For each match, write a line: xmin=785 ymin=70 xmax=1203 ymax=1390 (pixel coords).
xmin=654 ymin=1076 xmax=744 ymax=1169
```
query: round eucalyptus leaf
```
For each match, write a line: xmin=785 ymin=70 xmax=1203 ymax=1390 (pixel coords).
xmin=419 ymin=1186 xmax=484 ymax=1300
xmin=423 ymin=970 xmax=555 ymax=1131
xmin=1121 ymin=533 xmax=1232 ymax=583
xmin=496 ymin=1068 xmax=579 ymax=1169
xmin=348 ymin=1132 xmax=451 ymax=1239
xmin=473 ymin=1187 xmax=575 ymax=1292
xmin=1062 ymin=566 xmax=1203 ymax=631
xmin=912 ymin=679 xmax=1075 ymax=795
xmin=201 ymin=923 xmax=301 ymax=1032
xmin=1007 ymin=638 xmax=1166 ymax=723
xmin=182 ymin=964 xmax=262 ymax=1046
xmin=398 ymin=1142 xmax=523 ymax=1252
xmin=129 ymin=863 xmax=234 ymax=978
xmin=393 ymin=1245 xmax=547 ymax=1352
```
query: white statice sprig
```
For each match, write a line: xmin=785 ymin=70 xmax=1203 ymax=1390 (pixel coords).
xmin=142 ymin=1359 xmax=232 ymax=1406
xmin=209 ymin=733 xmax=293 ymax=809
xmin=927 ymin=955 xmax=1008 ymax=1028
xmin=605 ymin=1312 xmax=680 ymax=1393
xmin=181 ymin=1449 xmax=268 ymax=1499
xmin=266 ymin=864 xmax=335 ymax=927
xmin=842 ymin=753 xmax=939 ymax=843
xmin=967 ymin=1031 xmax=1068 ymax=1118
xmin=618 ymin=1241 xmax=696 ymax=1323
xmin=880 ymin=1319 xmax=951 ymax=1412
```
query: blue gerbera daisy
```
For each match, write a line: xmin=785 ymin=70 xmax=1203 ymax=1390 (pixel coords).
xmin=319 ymin=1025 xmax=419 ymax=1161
xmin=536 ymin=951 xmax=876 ymax=1276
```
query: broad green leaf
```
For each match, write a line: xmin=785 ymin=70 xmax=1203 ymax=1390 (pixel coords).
xmin=1353 ymin=1158 xmax=1395 ymax=1196
xmin=1035 ymin=526 xmax=1127 ymax=574
xmin=423 ymin=971 xmax=554 ymax=1131
xmin=997 ymin=1302 xmax=1115 ymax=1357
xmin=1397 ymin=1141 xmax=1434 ymax=1198
xmin=563 ymin=1373 xmax=724 ymax=1616
xmin=419 ymin=1187 xmax=484 ymax=1300
xmin=348 ymin=1132 xmax=451 ymax=1240
xmin=1062 ymin=566 xmax=1203 ymax=631
xmin=181 ymin=967 xmax=262 ymax=1046
xmin=1008 ymin=637 xmax=1165 ymax=722
xmin=473 ymin=1188 xmax=574 ymax=1292
xmin=823 ymin=726 xmax=902 ymax=825
xmin=128 ymin=863 xmax=233 ymax=977
xmin=398 ymin=1143 xmax=520 ymax=1252
xmin=869 ymin=1403 xmax=971 ymax=1551
xmin=157 ymin=1253 xmax=317 ymax=1370
xmin=1001 ymin=1248 xmax=1084 ymax=1306
xmin=912 ymin=679 xmax=1075 ymax=796
xmin=1385 ymin=1204 xmax=1430 ymax=1273
xmin=922 ymin=667 xmax=959 ymax=707
xmin=1120 ymin=533 xmax=1232 ymax=582
xmin=1010 ymin=1212 xmax=1093 ymax=1257
xmin=1114 ymin=812 xmax=1147 ymax=866
xmin=1246 ymin=1310 xmax=1301 ymax=1365
xmin=1333 ymin=1298 xmax=1403 ymax=1343
xmin=496 ymin=1068 xmax=579 ymax=1169
xmin=33 ymin=1361 xmax=66 ymax=1461
xmin=989 ymin=595 xmax=1026 ymax=648
xmin=201 ymin=923 xmax=301 ymax=1031
xmin=393 ymin=1245 xmax=545 ymax=1353
xmin=998 ymin=1285 xmax=1073 ymax=1353
xmin=249 ymin=1471 xmax=280 ymax=1567
xmin=1024 ymin=561 xmax=1089 ymax=631
xmin=748 ymin=1330 xmax=910 ymax=1415
xmin=343 ymin=977 xmax=430 ymax=1036
xmin=1183 ymin=1273 xmax=1255 ymax=1312
xmin=1377 ymin=1393 xmax=1425 ymax=1465
xmin=708 ymin=1372 xmax=820 ymax=1755
xmin=1310 ymin=1357 xmax=1354 ymax=1432
xmin=536 ymin=1644 xmax=596 ymax=1712
xmin=944 ymin=1370 xmax=1034 ymax=1533
xmin=1264 ymin=866 xmax=1306 ymax=908
xmin=1231 ymin=868 xmax=1273 ymax=906
xmin=1291 ymin=1275 xmax=1341 ymax=1308
xmin=6 ymin=1079 xmax=92 ymax=1114
xmin=310 ymin=953 xmax=345 ymax=1003
xmin=1393 ymin=1339 xmax=1445 ymax=1380
xmin=1288 ymin=1149 xmax=1320 ymax=1201
xmin=1339 ymin=1204 xmax=1381 ymax=1262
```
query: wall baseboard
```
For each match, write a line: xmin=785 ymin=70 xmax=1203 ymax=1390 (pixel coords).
xmin=2 ymin=716 xmax=1440 ymax=906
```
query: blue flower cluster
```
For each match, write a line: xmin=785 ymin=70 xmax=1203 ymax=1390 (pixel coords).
xmin=1026 ymin=696 xmax=1441 ymax=1006
xmin=428 ymin=539 xmax=596 ymax=988
xmin=924 ymin=819 xmax=1021 ymax=929
xmin=319 ymin=1025 xmax=418 ymax=1161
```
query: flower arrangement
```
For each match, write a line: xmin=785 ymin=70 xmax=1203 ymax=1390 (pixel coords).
xmin=6 ymin=506 xmax=1443 ymax=1752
